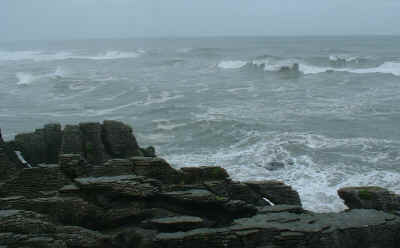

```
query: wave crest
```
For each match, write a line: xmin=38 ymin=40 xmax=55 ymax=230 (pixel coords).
xmin=0 ymin=50 xmax=143 ymax=62
xmin=16 ymin=67 xmax=68 ymax=85
xmin=218 ymin=56 xmax=400 ymax=76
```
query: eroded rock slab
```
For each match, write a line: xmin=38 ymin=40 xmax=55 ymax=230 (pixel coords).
xmin=74 ymin=175 xmax=161 ymax=198
xmin=102 ymin=120 xmax=142 ymax=158
xmin=154 ymin=209 xmax=400 ymax=248
xmin=0 ymin=210 xmax=110 ymax=248
xmin=338 ymin=186 xmax=400 ymax=212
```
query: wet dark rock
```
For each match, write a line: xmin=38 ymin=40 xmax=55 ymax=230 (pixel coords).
xmin=59 ymin=154 xmax=92 ymax=179
xmin=74 ymin=175 xmax=161 ymax=198
xmin=61 ymin=125 xmax=83 ymax=155
xmin=145 ymin=216 xmax=206 ymax=232
xmin=257 ymin=205 xmax=305 ymax=214
xmin=159 ymin=189 xmax=257 ymax=223
xmin=12 ymin=124 xmax=62 ymax=166
xmin=338 ymin=186 xmax=400 ymax=212
xmin=0 ymin=196 xmax=103 ymax=229
xmin=130 ymin=157 xmax=181 ymax=184
xmin=225 ymin=182 xmax=268 ymax=206
xmin=0 ymin=129 xmax=20 ymax=181
xmin=266 ymin=161 xmax=285 ymax=171
xmin=102 ymin=120 xmax=142 ymax=158
xmin=43 ymin=123 xmax=62 ymax=164
xmin=181 ymin=166 xmax=230 ymax=184
xmin=3 ymin=121 xmax=400 ymax=248
xmin=141 ymin=146 xmax=156 ymax=157
xmin=79 ymin=122 xmax=109 ymax=164
xmin=0 ymin=164 xmax=71 ymax=198
xmin=90 ymin=159 xmax=133 ymax=177
xmin=154 ymin=209 xmax=400 ymax=248
xmin=111 ymin=227 xmax=157 ymax=248
xmin=0 ymin=210 xmax=111 ymax=248
xmin=14 ymin=128 xmax=47 ymax=165
xmin=8 ymin=121 xmax=158 ymax=166
xmin=245 ymin=180 xmax=302 ymax=206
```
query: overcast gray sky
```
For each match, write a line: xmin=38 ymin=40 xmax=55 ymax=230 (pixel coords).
xmin=1 ymin=0 xmax=399 ymax=41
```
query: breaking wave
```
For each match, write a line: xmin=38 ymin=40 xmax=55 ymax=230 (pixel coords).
xmin=218 ymin=57 xmax=400 ymax=76
xmin=218 ymin=58 xmax=300 ymax=73
xmin=300 ymin=62 xmax=400 ymax=76
xmin=0 ymin=50 xmax=143 ymax=62
xmin=16 ymin=67 xmax=67 ymax=85
xmin=217 ymin=60 xmax=247 ymax=69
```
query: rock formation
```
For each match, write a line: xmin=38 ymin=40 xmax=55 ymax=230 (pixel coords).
xmin=338 ymin=186 xmax=400 ymax=212
xmin=1 ymin=121 xmax=400 ymax=248
xmin=11 ymin=120 xmax=152 ymax=166
xmin=0 ymin=129 xmax=23 ymax=180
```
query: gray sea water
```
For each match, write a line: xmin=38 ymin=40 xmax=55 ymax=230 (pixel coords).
xmin=1 ymin=36 xmax=400 ymax=212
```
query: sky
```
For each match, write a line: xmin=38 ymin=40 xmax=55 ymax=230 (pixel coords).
xmin=1 ymin=0 xmax=400 ymax=41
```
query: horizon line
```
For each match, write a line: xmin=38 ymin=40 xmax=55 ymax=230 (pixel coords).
xmin=1 ymin=34 xmax=400 ymax=43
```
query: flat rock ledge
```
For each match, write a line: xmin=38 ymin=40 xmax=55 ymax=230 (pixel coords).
xmin=1 ymin=122 xmax=400 ymax=248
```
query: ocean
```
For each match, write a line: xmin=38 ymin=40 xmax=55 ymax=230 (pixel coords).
xmin=1 ymin=36 xmax=400 ymax=212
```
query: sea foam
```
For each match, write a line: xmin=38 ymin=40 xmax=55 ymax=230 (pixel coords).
xmin=16 ymin=67 xmax=67 ymax=85
xmin=218 ymin=57 xmax=400 ymax=76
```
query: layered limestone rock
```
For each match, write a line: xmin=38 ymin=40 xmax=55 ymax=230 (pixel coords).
xmin=61 ymin=124 xmax=83 ymax=155
xmin=1 ymin=121 xmax=400 ymax=248
xmin=0 ymin=210 xmax=111 ymax=248
xmin=12 ymin=120 xmax=154 ymax=166
xmin=154 ymin=209 xmax=400 ymax=248
xmin=0 ymin=129 xmax=20 ymax=181
xmin=0 ymin=164 xmax=71 ymax=198
xmin=102 ymin=120 xmax=142 ymax=158
xmin=338 ymin=186 xmax=400 ymax=212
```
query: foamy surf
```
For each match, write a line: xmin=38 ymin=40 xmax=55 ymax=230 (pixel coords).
xmin=300 ymin=62 xmax=400 ymax=76
xmin=218 ymin=57 xmax=400 ymax=76
xmin=16 ymin=67 xmax=67 ymax=85
xmin=217 ymin=60 xmax=247 ymax=69
xmin=1 ymin=50 xmax=143 ymax=62
xmin=164 ymin=129 xmax=400 ymax=213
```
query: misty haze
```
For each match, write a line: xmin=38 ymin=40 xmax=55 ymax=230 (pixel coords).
xmin=1 ymin=1 xmax=400 ymax=247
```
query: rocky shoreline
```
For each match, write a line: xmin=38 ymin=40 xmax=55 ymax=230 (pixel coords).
xmin=1 ymin=120 xmax=400 ymax=248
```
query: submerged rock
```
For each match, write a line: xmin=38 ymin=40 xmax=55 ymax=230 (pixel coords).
xmin=266 ymin=161 xmax=285 ymax=171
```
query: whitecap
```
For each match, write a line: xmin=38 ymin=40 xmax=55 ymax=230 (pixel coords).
xmin=0 ymin=50 xmax=142 ymax=62
xmin=177 ymin=48 xmax=193 ymax=53
xmin=139 ymin=91 xmax=184 ymax=106
xmin=16 ymin=72 xmax=37 ymax=85
xmin=329 ymin=54 xmax=359 ymax=63
xmin=0 ymin=50 xmax=74 ymax=62
xmin=350 ymin=62 xmax=400 ymax=76
xmin=82 ymin=50 xmax=141 ymax=60
xmin=164 ymin=131 xmax=400 ymax=213
xmin=299 ymin=61 xmax=400 ymax=76
xmin=217 ymin=60 xmax=247 ymax=69
xmin=15 ymin=66 xmax=68 ymax=85
xmin=153 ymin=119 xmax=187 ymax=131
